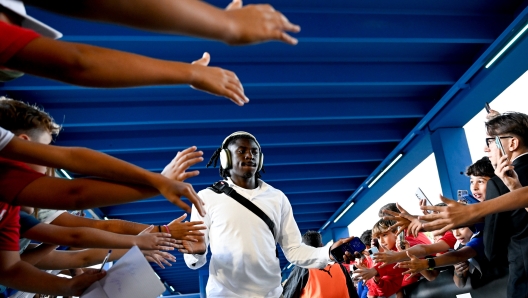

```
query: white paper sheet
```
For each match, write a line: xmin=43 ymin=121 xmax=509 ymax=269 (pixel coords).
xmin=81 ymin=246 xmax=165 ymax=298
xmin=456 ymin=294 xmax=473 ymax=298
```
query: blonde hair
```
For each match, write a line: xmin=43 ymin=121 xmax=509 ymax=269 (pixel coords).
xmin=372 ymin=219 xmax=397 ymax=238
xmin=0 ymin=97 xmax=60 ymax=137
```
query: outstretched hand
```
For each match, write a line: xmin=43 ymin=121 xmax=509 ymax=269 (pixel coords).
xmin=223 ymin=0 xmax=301 ymax=45
xmin=174 ymin=239 xmax=206 ymax=255
xmin=136 ymin=225 xmax=176 ymax=250
xmin=396 ymin=251 xmax=428 ymax=280
xmin=383 ymin=203 xmax=422 ymax=237
xmin=162 ymin=146 xmax=203 ymax=182
xmin=143 ymin=250 xmax=176 ymax=269
xmin=190 ymin=52 xmax=249 ymax=106
xmin=155 ymin=177 xmax=205 ymax=216
xmin=166 ymin=213 xmax=206 ymax=241
xmin=372 ymin=250 xmax=401 ymax=268
xmin=354 ymin=264 xmax=378 ymax=281
xmin=419 ymin=195 xmax=479 ymax=234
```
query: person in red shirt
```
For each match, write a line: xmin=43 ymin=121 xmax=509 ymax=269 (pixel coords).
xmin=354 ymin=219 xmax=405 ymax=298
xmin=0 ymin=97 xmax=206 ymax=295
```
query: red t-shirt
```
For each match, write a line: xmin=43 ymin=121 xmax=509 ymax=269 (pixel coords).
xmin=406 ymin=232 xmax=432 ymax=246
xmin=368 ymin=254 xmax=405 ymax=297
xmin=0 ymin=21 xmax=40 ymax=66
xmin=438 ymin=230 xmax=457 ymax=249
xmin=0 ymin=157 xmax=44 ymax=251
xmin=0 ymin=203 xmax=20 ymax=251
xmin=0 ymin=157 xmax=44 ymax=204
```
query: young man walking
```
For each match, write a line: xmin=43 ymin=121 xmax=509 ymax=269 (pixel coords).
xmin=181 ymin=131 xmax=353 ymax=297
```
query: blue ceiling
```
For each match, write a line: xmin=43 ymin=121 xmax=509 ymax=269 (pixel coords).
xmin=2 ymin=0 xmax=528 ymax=294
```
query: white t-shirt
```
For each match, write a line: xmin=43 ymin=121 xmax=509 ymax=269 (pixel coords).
xmin=0 ymin=127 xmax=14 ymax=151
xmin=185 ymin=178 xmax=330 ymax=298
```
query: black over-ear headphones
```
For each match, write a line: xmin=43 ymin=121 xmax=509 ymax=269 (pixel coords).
xmin=219 ymin=131 xmax=264 ymax=172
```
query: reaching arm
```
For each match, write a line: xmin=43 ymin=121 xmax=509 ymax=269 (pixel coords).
xmin=397 ymin=247 xmax=477 ymax=277
xmin=7 ymin=37 xmax=247 ymax=106
xmin=18 ymin=243 xmax=59 ymax=265
xmin=2 ymin=138 xmax=206 ymax=215
xmin=420 ymin=189 xmax=528 ymax=234
xmin=0 ymin=251 xmax=105 ymax=296
xmin=22 ymin=222 xmax=176 ymax=250
xmin=24 ymin=0 xmax=300 ymax=45
xmin=44 ymin=147 xmax=207 ymax=240
xmin=373 ymin=241 xmax=450 ymax=266
xmin=51 ymin=211 xmax=205 ymax=241
xmin=32 ymin=248 xmax=127 ymax=270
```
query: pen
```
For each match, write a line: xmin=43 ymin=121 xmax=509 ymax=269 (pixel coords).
xmin=99 ymin=250 xmax=112 ymax=272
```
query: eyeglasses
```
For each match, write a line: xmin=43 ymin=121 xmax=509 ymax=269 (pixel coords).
xmin=485 ymin=136 xmax=513 ymax=148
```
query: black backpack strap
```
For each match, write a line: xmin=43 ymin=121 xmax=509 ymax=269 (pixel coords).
xmin=209 ymin=180 xmax=278 ymax=257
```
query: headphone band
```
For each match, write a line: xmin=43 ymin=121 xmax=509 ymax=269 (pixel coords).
xmin=221 ymin=131 xmax=261 ymax=149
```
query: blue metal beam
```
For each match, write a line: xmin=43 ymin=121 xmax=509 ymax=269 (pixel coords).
xmin=430 ymin=128 xmax=473 ymax=199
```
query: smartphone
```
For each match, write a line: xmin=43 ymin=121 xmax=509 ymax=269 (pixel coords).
xmin=415 ymin=188 xmax=433 ymax=213
xmin=461 ymin=194 xmax=480 ymax=204
xmin=485 ymin=102 xmax=491 ymax=113
xmin=331 ymin=238 xmax=366 ymax=263
xmin=495 ymin=136 xmax=507 ymax=156
xmin=495 ymin=136 xmax=513 ymax=176
xmin=367 ymin=246 xmax=379 ymax=255
xmin=398 ymin=232 xmax=406 ymax=249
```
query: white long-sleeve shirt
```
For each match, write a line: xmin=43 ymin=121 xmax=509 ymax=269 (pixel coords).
xmin=184 ymin=178 xmax=331 ymax=297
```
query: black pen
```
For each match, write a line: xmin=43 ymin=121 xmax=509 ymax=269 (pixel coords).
xmin=99 ymin=250 xmax=112 ymax=272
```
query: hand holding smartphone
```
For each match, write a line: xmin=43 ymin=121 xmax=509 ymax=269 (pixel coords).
xmin=331 ymin=237 xmax=366 ymax=263
xmin=415 ymin=188 xmax=433 ymax=214
xmin=457 ymin=190 xmax=480 ymax=204
xmin=495 ymin=136 xmax=513 ymax=177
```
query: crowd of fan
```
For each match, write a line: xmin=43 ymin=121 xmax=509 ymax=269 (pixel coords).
xmin=283 ymin=109 xmax=528 ymax=298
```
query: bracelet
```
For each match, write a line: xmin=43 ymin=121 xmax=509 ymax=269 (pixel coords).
xmin=157 ymin=225 xmax=162 ymax=233
xmin=163 ymin=225 xmax=170 ymax=233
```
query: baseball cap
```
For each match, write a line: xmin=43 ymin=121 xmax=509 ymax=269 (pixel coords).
xmin=0 ymin=0 xmax=62 ymax=39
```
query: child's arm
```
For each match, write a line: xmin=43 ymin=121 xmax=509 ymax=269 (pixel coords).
xmin=24 ymin=0 xmax=300 ymax=46
xmin=398 ymin=248 xmax=477 ymax=276
xmin=374 ymin=241 xmax=450 ymax=267
xmin=45 ymin=146 xmax=206 ymax=241
xmin=32 ymin=248 xmax=127 ymax=270
xmin=0 ymin=250 xmax=105 ymax=296
xmin=7 ymin=38 xmax=247 ymax=105
xmin=17 ymin=243 xmax=59 ymax=265
xmin=22 ymin=222 xmax=175 ymax=250
xmin=51 ymin=212 xmax=205 ymax=241
xmin=2 ymin=139 xmax=205 ymax=215
xmin=32 ymin=248 xmax=175 ymax=270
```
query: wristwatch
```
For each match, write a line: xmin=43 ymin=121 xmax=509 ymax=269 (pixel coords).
xmin=426 ymin=258 xmax=436 ymax=270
